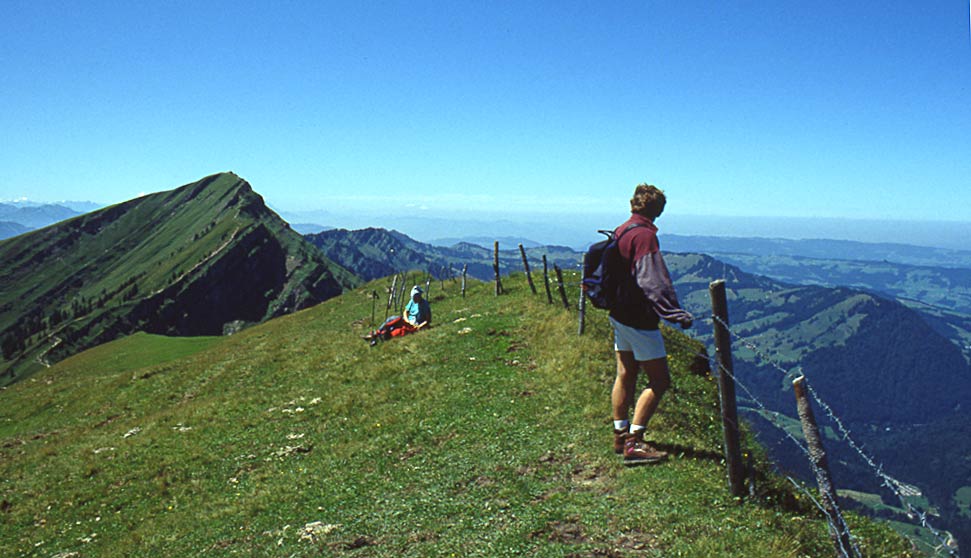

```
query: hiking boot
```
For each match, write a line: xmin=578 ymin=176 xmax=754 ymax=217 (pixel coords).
xmin=622 ymin=434 xmax=668 ymax=466
xmin=613 ymin=429 xmax=628 ymax=454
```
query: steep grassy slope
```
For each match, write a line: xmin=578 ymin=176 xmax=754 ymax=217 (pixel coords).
xmin=0 ymin=173 xmax=358 ymax=385
xmin=0 ymin=275 xmax=915 ymax=557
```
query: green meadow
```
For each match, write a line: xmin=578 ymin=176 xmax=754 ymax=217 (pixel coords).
xmin=0 ymin=274 xmax=916 ymax=557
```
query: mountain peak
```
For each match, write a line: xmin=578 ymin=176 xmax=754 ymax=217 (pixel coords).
xmin=0 ymin=173 xmax=357 ymax=384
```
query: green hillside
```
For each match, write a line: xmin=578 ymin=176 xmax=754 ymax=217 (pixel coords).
xmin=0 ymin=173 xmax=358 ymax=386
xmin=0 ymin=274 xmax=916 ymax=557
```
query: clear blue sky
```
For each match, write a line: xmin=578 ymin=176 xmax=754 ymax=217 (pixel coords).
xmin=2 ymin=1 xmax=969 ymax=224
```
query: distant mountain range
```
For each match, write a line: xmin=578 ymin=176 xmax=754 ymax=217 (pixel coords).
xmin=427 ymin=236 xmax=546 ymax=249
xmin=0 ymin=201 xmax=105 ymax=240
xmin=664 ymin=234 xmax=971 ymax=269
xmin=0 ymin=203 xmax=81 ymax=234
xmin=0 ymin=222 xmax=30 ymax=239
xmin=0 ymin=173 xmax=357 ymax=385
xmin=2 ymin=199 xmax=101 ymax=212
xmin=305 ymin=228 xmax=580 ymax=284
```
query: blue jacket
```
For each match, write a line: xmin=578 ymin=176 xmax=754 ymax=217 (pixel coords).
xmin=405 ymin=298 xmax=431 ymax=325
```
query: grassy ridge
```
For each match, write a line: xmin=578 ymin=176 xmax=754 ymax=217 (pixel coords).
xmin=0 ymin=274 xmax=916 ymax=557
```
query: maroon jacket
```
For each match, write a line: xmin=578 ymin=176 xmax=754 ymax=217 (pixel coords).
xmin=609 ymin=213 xmax=693 ymax=330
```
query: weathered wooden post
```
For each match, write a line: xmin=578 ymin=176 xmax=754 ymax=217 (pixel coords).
xmin=425 ymin=277 xmax=431 ymax=298
xmin=519 ymin=244 xmax=537 ymax=295
xmin=461 ymin=264 xmax=468 ymax=298
xmin=493 ymin=241 xmax=504 ymax=296
xmin=398 ymin=274 xmax=409 ymax=314
xmin=578 ymin=254 xmax=587 ymax=335
xmin=386 ymin=274 xmax=399 ymax=319
xmin=542 ymin=255 xmax=553 ymax=304
xmin=709 ymin=279 xmax=746 ymax=498
xmin=793 ymin=376 xmax=855 ymax=558
xmin=553 ymin=265 xmax=569 ymax=310
xmin=370 ymin=290 xmax=377 ymax=327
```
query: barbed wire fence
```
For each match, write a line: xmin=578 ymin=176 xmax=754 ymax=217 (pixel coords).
xmin=533 ymin=259 xmax=958 ymax=556
xmin=706 ymin=312 xmax=957 ymax=556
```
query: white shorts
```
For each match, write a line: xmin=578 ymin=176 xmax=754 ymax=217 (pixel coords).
xmin=610 ymin=317 xmax=667 ymax=361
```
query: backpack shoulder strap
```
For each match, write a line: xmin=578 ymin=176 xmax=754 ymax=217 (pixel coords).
xmin=616 ymin=223 xmax=643 ymax=240
xmin=614 ymin=223 xmax=644 ymax=268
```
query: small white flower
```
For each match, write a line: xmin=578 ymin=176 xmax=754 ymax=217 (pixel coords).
xmin=299 ymin=522 xmax=340 ymax=543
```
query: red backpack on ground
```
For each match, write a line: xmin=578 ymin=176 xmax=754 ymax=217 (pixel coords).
xmin=365 ymin=316 xmax=417 ymax=345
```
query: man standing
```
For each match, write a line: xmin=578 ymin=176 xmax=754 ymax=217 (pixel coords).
xmin=610 ymin=184 xmax=694 ymax=466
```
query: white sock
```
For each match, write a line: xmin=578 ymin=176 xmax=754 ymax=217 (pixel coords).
xmin=630 ymin=424 xmax=646 ymax=435
xmin=613 ymin=419 xmax=630 ymax=432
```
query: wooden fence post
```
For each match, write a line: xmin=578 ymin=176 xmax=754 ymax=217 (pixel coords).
xmin=554 ymin=265 xmax=569 ymax=309
xmin=542 ymin=255 xmax=553 ymax=304
xmin=578 ymin=254 xmax=587 ymax=335
xmin=494 ymin=241 xmax=504 ymax=296
xmin=398 ymin=274 xmax=409 ymax=314
xmin=793 ymin=376 xmax=855 ymax=558
xmin=709 ymin=279 xmax=746 ymax=498
xmin=461 ymin=264 xmax=468 ymax=298
xmin=370 ymin=290 xmax=377 ymax=327
xmin=520 ymin=244 xmax=537 ymax=295
xmin=386 ymin=274 xmax=398 ymax=320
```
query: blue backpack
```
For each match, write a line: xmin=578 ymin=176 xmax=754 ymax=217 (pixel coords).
xmin=581 ymin=224 xmax=642 ymax=310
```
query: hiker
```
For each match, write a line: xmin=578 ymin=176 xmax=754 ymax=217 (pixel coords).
xmin=404 ymin=285 xmax=431 ymax=328
xmin=610 ymin=183 xmax=694 ymax=466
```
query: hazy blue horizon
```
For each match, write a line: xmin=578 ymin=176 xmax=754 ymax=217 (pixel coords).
xmin=275 ymin=203 xmax=971 ymax=252
xmin=5 ymin=186 xmax=970 ymax=252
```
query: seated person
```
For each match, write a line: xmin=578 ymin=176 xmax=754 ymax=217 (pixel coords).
xmin=404 ymin=285 xmax=431 ymax=327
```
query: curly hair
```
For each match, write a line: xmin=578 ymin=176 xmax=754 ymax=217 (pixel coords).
xmin=630 ymin=183 xmax=666 ymax=219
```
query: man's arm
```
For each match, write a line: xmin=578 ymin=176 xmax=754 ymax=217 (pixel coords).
xmin=634 ymin=252 xmax=693 ymax=328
